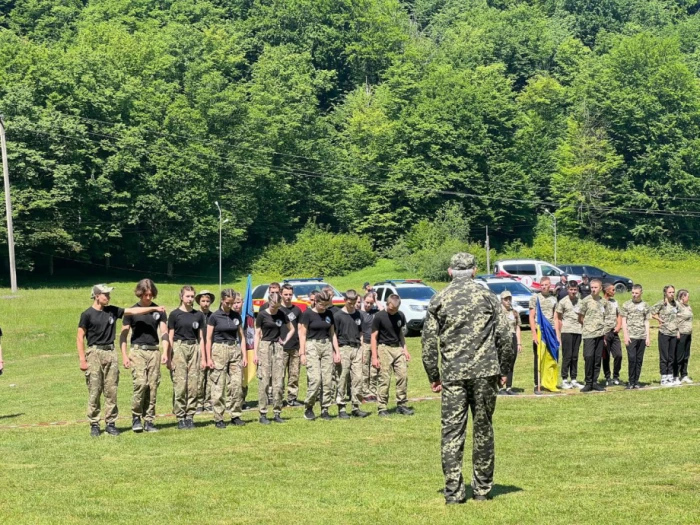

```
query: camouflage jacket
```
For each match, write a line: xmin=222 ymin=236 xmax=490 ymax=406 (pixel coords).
xmin=650 ymin=300 xmax=679 ymax=336
xmin=422 ymin=276 xmax=514 ymax=382
xmin=620 ymin=300 xmax=650 ymax=340
xmin=579 ymin=295 xmax=606 ymax=339
xmin=677 ymin=303 xmax=693 ymax=335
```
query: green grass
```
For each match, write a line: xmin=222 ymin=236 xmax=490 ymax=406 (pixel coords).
xmin=0 ymin=261 xmax=699 ymax=524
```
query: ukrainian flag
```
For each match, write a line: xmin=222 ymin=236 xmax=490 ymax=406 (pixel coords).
xmin=241 ymin=274 xmax=257 ymax=385
xmin=536 ymin=299 xmax=560 ymax=392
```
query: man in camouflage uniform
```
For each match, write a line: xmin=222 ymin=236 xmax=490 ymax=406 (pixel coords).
xmin=602 ymin=283 xmax=623 ymax=386
xmin=528 ymin=276 xmax=557 ymax=392
xmin=422 ymin=253 xmax=513 ymax=504
xmin=620 ymin=284 xmax=650 ymax=389
xmin=555 ymin=281 xmax=584 ymax=389
xmin=578 ymin=279 xmax=606 ymax=392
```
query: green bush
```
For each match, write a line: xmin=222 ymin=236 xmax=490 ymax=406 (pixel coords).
xmin=253 ymin=223 xmax=377 ymax=277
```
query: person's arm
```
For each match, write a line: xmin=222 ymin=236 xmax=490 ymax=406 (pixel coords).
xmin=614 ymin=312 xmax=622 ymax=333
xmin=529 ymin=307 xmax=537 ymax=343
xmin=119 ymin=325 xmax=131 ymax=369
xmin=166 ymin=328 xmax=175 ymax=366
xmin=298 ymin=323 xmax=307 ymax=366
xmin=197 ymin=323 xmax=205 ymax=369
xmin=422 ymin=304 xmax=440 ymax=391
xmin=399 ymin=319 xmax=410 ymax=362
xmin=495 ymin=301 xmax=515 ymax=386
xmin=331 ymin=326 xmax=341 ymax=364
xmin=124 ymin=305 xmax=165 ymax=316
xmin=281 ymin=322 xmax=295 ymax=346
xmin=371 ymin=331 xmax=380 ymax=370
xmin=205 ymin=325 xmax=214 ymax=369
xmin=645 ymin=316 xmax=651 ymax=347
xmin=621 ymin=315 xmax=630 ymax=346
xmin=238 ymin=324 xmax=247 ymax=367
xmin=254 ymin=327 xmax=261 ymax=365
xmin=555 ymin=311 xmax=563 ymax=344
xmin=77 ymin=327 xmax=88 ymax=371
xmin=159 ymin=321 xmax=170 ymax=366
xmin=516 ymin=324 xmax=522 ymax=352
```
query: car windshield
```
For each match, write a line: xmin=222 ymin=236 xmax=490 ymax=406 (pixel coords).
xmin=396 ymin=286 xmax=436 ymax=300
xmin=288 ymin=283 xmax=341 ymax=298
xmin=486 ymin=282 xmax=532 ymax=295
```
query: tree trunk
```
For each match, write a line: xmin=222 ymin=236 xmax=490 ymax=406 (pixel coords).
xmin=167 ymin=261 xmax=174 ymax=277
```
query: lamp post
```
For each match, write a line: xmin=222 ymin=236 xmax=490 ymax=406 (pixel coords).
xmin=214 ymin=202 xmax=229 ymax=293
xmin=544 ymin=209 xmax=557 ymax=266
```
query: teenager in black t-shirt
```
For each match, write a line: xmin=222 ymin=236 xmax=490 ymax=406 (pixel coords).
xmin=280 ymin=284 xmax=304 ymax=406
xmin=371 ymin=294 xmax=413 ymax=417
xmin=195 ymin=290 xmax=216 ymax=413
xmin=299 ymin=290 xmax=340 ymax=421
xmin=360 ymin=292 xmax=380 ymax=400
xmin=119 ymin=279 xmax=170 ymax=433
xmin=167 ymin=286 xmax=205 ymax=430
xmin=206 ymin=289 xmax=247 ymax=428
xmin=254 ymin=292 xmax=295 ymax=424
xmin=77 ymin=283 xmax=165 ymax=437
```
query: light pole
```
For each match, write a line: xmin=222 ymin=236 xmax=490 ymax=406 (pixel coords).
xmin=544 ymin=209 xmax=557 ymax=266
xmin=214 ymin=202 xmax=228 ymax=293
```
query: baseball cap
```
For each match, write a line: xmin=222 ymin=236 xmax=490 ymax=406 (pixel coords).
xmin=195 ymin=290 xmax=215 ymax=304
xmin=450 ymin=252 xmax=476 ymax=270
xmin=91 ymin=284 xmax=114 ymax=299
xmin=363 ymin=282 xmax=371 ymax=288
xmin=500 ymin=290 xmax=512 ymax=300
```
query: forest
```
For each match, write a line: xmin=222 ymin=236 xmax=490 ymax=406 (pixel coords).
xmin=1 ymin=0 xmax=699 ymax=275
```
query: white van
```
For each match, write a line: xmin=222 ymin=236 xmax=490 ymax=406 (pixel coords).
xmin=492 ymin=259 xmax=582 ymax=290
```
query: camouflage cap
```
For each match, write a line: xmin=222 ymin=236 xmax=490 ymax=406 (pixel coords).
xmin=91 ymin=283 xmax=114 ymax=299
xmin=450 ymin=252 xmax=476 ymax=270
xmin=195 ymin=290 xmax=215 ymax=304
xmin=500 ymin=290 xmax=512 ymax=300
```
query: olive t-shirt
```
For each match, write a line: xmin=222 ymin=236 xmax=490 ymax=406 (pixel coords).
xmin=79 ymin=305 xmax=125 ymax=346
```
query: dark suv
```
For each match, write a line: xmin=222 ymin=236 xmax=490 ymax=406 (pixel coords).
xmin=558 ymin=265 xmax=633 ymax=294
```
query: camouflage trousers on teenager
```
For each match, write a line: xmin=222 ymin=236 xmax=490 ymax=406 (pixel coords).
xmin=304 ymin=340 xmax=334 ymax=409
xmin=210 ymin=342 xmax=244 ymax=422
xmin=129 ymin=346 xmax=161 ymax=422
xmin=441 ymin=376 xmax=499 ymax=503
xmin=283 ymin=349 xmax=301 ymax=402
xmin=377 ymin=344 xmax=408 ymax=411
xmin=257 ymin=341 xmax=285 ymax=415
xmin=197 ymin=366 xmax=212 ymax=411
xmin=85 ymin=346 xmax=119 ymax=425
xmin=361 ymin=342 xmax=379 ymax=398
xmin=336 ymin=345 xmax=363 ymax=409
xmin=172 ymin=341 xmax=200 ymax=419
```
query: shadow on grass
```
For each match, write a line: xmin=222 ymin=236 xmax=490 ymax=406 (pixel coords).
xmin=490 ymin=484 xmax=524 ymax=498
xmin=0 ymin=413 xmax=24 ymax=420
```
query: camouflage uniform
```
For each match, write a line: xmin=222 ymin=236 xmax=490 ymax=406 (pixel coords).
xmin=257 ymin=341 xmax=285 ymax=416
xmin=129 ymin=347 xmax=161 ymax=422
xmin=171 ymin=341 xmax=200 ymax=419
xmin=602 ymin=298 xmax=623 ymax=381
xmin=85 ymin=347 xmax=120 ymax=425
xmin=501 ymin=305 xmax=520 ymax=389
xmin=650 ymin=301 xmax=679 ymax=379
xmin=210 ymin=342 xmax=244 ymax=422
xmin=579 ymin=295 xmax=606 ymax=386
xmin=620 ymin=299 xmax=650 ymax=386
xmin=304 ymin=340 xmax=335 ymax=409
xmin=529 ymin=292 xmax=557 ymax=386
xmin=556 ymin=296 xmax=582 ymax=381
xmin=196 ymin=311 xmax=213 ymax=412
xmin=361 ymin=342 xmax=379 ymax=398
xmin=376 ymin=344 xmax=408 ymax=411
xmin=422 ymin=253 xmax=514 ymax=503
xmin=677 ymin=303 xmax=692 ymax=379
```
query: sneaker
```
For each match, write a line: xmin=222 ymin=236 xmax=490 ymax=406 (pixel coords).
xmin=377 ymin=410 xmax=390 ymax=417
xmin=90 ymin=424 xmax=100 ymax=438
xmin=215 ymin=420 xmax=227 ymax=429
xmin=144 ymin=421 xmax=159 ymax=432
xmin=273 ymin=414 xmax=285 ymax=424
xmin=561 ymin=380 xmax=572 ymax=390
xmin=472 ymin=493 xmax=492 ymax=501
xmin=673 ymin=377 xmax=682 ymax=386
xmin=681 ymin=376 xmax=693 ymax=384
xmin=397 ymin=406 xmax=415 ymax=416
xmin=205 ymin=406 xmax=213 ymax=413
xmin=633 ymin=384 xmax=642 ymax=389
xmin=498 ymin=388 xmax=508 ymax=396
xmin=177 ymin=419 xmax=187 ymax=430
xmin=304 ymin=408 xmax=316 ymax=421
xmin=612 ymin=378 xmax=621 ymax=386
xmin=195 ymin=407 xmax=203 ymax=415
xmin=625 ymin=384 xmax=633 ymax=390
xmin=338 ymin=409 xmax=351 ymax=420
xmin=351 ymin=408 xmax=370 ymax=418
xmin=571 ymin=380 xmax=584 ymax=389
xmin=231 ymin=417 xmax=245 ymax=426
xmin=287 ymin=399 xmax=303 ymax=407
xmin=605 ymin=378 xmax=613 ymax=387
xmin=185 ymin=418 xmax=194 ymax=430
xmin=506 ymin=388 xmax=516 ymax=396
xmin=580 ymin=385 xmax=593 ymax=393
xmin=105 ymin=424 xmax=120 ymax=436
xmin=320 ymin=409 xmax=332 ymax=421
xmin=259 ymin=415 xmax=271 ymax=425
xmin=592 ymin=384 xmax=606 ymax=392
xmin=132 ymin=417 xmax=143 ymax=433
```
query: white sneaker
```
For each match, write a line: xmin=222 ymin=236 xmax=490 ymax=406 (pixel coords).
xmin=561 ymin=380 xmax=572 ymax=390
xmin=673 ymin=377 xmax=682 ymax=386
xmin=681 ymin=376 xmax=693 ymax=384
xmin=661 ymin=376 xmax=669 ymax=386
xmin=571 ymin=380 xmax=584 ymax=389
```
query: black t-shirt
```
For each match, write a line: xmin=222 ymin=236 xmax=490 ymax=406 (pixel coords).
xmin=301 ymin=309 xmax=334 ymax=340
xmin=79 ymin=305 xmax=125 ymax=347
xmin=579 ymin=283 xmax=591 ymax=299
xmin=123 ymin=302 xmax=167 ymax=346
xmin=555 ymin=284 xmax=569 ymax=301
xmin=371 ymin=310 xmax=406 ymax=346
xmin=280 ymin=304 xmax=302 ymax=350
xmin=168 ymin=308 xmax=205 ymax=341
xmin=200 ymin=310 xmax=213 ymax=341
xmin=360 ymin=307 xmax=379 ymax=343
xmin=256 ymin=309 xmax=288 ymax=342
xmin=208 ymin=308 xmax=242 ymax=343
xmin=334 ymin=309 xmax=363 ymax=346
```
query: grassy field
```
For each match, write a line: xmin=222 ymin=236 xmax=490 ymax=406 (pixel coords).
xmin=0 ymin=260 xmax=699 ymax=524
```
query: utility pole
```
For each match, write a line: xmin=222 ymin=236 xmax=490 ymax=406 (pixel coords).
xmin=214 ymin=201 xmax=229 ymax=293
xmin=485 ymin=225 xmax=490 ymax=274
xmin=544 ymin=209 xmax=557 ymax=266
xmin=0 ymin=115 xmax=17 ymax=293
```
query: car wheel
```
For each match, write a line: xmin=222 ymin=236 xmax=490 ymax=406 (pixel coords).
xmin=614 ymin=282 xmax=627 ymax=294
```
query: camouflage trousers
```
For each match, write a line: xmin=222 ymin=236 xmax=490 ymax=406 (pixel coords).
xmin=211 ymin=342 xmax=244 ymax=422
xmin=304 ymin=340 xmax=334 ymax=409
xmin=336 ymin=345 xmax=363 ymax=409
xmin=196 ymin=367 xmax=212 ymax=411
xmin=441 ymin=376 xmax=499 ymax=503
xmin=258 ymin=341 xmax=285 ymax=415
xmin=377 ymin=344 xmax=408 ymax=411
xmin=283 ymin=348 xmax=301 ymax=402
xmin=361 ymin=342 xmax=379 ymax=397
xmin=129 ymin=347 xmax=161 ymax=422
xmin=171 ymin=341 xmax=200 ymax=419
xmin=85 ymin=347 xmax=119 ymax=425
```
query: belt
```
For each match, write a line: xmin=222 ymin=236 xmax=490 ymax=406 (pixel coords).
xmin=131 ymin=344 xmax=159 ymax=351
xmin=92 ymin=344 xmax=114 ymax=351
xmin=175 ymin=339 xmax=197 ymax=344
xmin=341 ymin=344 xmax=360 ymax=349
xmin=216 ymin=341 xmax=239 ymax=346
xmin=310 ymin=338 xmax=330 ymax=343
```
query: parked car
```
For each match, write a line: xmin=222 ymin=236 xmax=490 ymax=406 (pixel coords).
xmin=373 ymin=280 xmax=436 ymax=335
xmin=475 ymin=277 xmax=533 ymax=326
xmin=492 ymin=259 xmax=582 ymax=290
xmin=558 ymin=265 xmax=633 ymax=294
xmin=251 ymin=278 xmax=344 ymax=314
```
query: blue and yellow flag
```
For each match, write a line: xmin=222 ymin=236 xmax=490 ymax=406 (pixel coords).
xmin=241 ymin=274 xmax=257 ymax=385
xmin=536 ymin=298 xmax=560 ymax=392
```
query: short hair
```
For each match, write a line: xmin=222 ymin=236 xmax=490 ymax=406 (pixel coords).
xmin=632 ymin=284 xmax=643 ymax=292
xmin=281 ymin=284 xmax=294 ymax=292
xmin=363 ymin=292 xmax=376 ymax=301
xmin=567 ymin=281 xmax=578 ymax=288
xmin=540 ymin=276 xmax=551 ymax=284
xmin=603 ymin=282 xmax=614 ymax=292
xmin=590 ymin=278 xmax=603 ymax=286
xmin=135 ymin=278 xmax=158 ymax=298
xmin=677 ymin=289 xmax=689 ymax=302
xmin=322 ymin=286 xmax=334 ymax=295
xmin=387 ymin=294 xmax=401 ymax=307
xmin=316 ymin=290 xmax=332 ymax=303
xmin=269 ymin=282 xmax=281 ymax=291
xmin=268 ymin=292 xmax=282 ymax=305
xmin=221 ymin=288 xmax=238 ymax=301
xmin=344 ymin=289 xmax=358 ymax=301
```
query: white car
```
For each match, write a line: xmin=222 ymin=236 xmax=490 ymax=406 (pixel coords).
xmin=492 ymin=259 xmax=582 ymax=290
xmin=372 ymin=280 xmax=436 ymax=335
xmin=475 ymin=277 xmax=533 ymax=326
